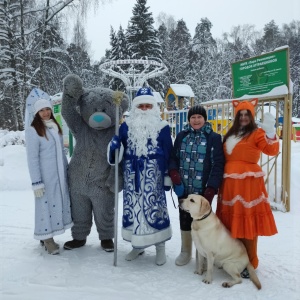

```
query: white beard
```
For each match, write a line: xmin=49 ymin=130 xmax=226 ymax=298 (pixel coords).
xmin=127 ymin=105 xmax=162 ymax=157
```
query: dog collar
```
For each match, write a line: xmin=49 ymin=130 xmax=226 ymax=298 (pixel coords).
xmin=195 ymin=208 xmax=212 ymax=221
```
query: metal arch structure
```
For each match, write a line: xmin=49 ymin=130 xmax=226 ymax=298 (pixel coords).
xmin=99 ymin=59 xmax=168 ymax=107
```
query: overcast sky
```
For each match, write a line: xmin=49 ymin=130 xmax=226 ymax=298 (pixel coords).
xmin=82 ymin=0 xmax=299 ymax=61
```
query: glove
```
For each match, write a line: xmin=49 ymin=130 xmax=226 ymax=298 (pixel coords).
xmin=173 ymin=182 xmax=184 ymax=198
xmin=109 ymin=135 xmax=121 ymax=164
xmin=169 ymin=169 xmax=181 ymax=185
xmin=34 ymin=188 xmax=45 ymax=198
xmin=110 ymin=135 xmax=121 ymax=152
xmin=164 ymin=175 xmax=172 ymax=191
xmin=203 ymin=187 xmax=216 ymax=205
xmin=256 ymin=113 xmax=276 ymax=138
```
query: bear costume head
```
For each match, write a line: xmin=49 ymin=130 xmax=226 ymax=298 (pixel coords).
xmin=61 ymin=74 xmax=128 ymax=194
xmin=62 ymin=74 xmax=128 ymax=132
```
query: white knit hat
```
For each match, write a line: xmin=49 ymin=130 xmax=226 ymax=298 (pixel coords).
xmin=131 ymin=87 xmax=157 ymax=108
xmin=34 ymin=99 xmax=52 ymax=115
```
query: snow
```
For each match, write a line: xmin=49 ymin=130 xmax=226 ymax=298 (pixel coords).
xmin=237 ymin=85 xmax=290 ymax=100
xmin=152 ymin=92 xmax=164 ymax=103
xmin=1 ymin=131 xmax=300 ymax=300
xmin=170 ymin=84 xmax=195 ymax=97
xmin=206 ymin=85 xmax=290 ymax=105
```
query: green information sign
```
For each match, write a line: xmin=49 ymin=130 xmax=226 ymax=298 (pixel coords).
xmin=231 ymin=48 xmax=289 ymax=98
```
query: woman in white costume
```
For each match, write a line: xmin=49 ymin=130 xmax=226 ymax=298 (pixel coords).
xmin=25 ymin=99 xmax=73 ymax=254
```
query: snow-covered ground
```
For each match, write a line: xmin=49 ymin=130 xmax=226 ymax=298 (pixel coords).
xmin=1 ymin=131 xmax=300 ymax=300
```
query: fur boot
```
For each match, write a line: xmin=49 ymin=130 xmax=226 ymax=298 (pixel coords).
xmin=175 ymin=230 xmax=192 ymax=266
xmin=155 ymin=242 xmax=166 ymax=266
xmin=125 ymin=248 xmax=144 ymax=261
xmin=43 ymin=238 xmax=59 ymax=255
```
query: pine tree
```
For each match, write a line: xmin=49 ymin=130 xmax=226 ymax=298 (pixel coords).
xmin=192 ymin=18 xmax=216 ymax=56
xmin=282 ymin=21 xmax=300 ymax=116
xmin=166 ymin=19 xmax=192 ymax=84
xmin=126 ymin=0 xmax=162 ymax=61
xmin=188 ymin=17 xmax=217 ymax=101
xmin=110 ymin=26 xmax=130 ymax=60
xmin=255 ymin=20 xmax=283 ymax=53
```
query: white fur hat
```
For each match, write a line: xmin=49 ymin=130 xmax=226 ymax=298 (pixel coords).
xmin=131 ymin=87 xmax=156 ymax=108
xmin=34 ymin=99 xmax=52 ymax=115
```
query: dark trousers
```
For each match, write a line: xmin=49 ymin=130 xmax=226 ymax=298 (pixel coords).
xmin=179 ymin=208 xmax=193 ymax=231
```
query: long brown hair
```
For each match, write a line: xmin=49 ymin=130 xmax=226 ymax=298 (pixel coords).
xmin=31 ymin=111 xmax=62 ymax=139
xmin=223 ymin=109 xmax=258 ymax=143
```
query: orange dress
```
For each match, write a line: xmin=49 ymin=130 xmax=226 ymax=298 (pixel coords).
xmin=216 ymin=128 xmax=279 ymax=240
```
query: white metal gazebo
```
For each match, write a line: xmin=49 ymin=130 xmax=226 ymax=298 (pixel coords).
xmin=99 ymin=59 xmax=168 ymax=109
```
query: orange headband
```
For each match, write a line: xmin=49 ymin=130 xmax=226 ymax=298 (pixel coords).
xmin=232 ymin=98 xmax=258 ymax=117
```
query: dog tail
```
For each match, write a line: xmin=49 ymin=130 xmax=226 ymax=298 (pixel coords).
xmin=247 ymin=263 xmax=262 ymax=290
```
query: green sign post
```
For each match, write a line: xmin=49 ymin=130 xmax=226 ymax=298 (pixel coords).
xmin=231 ymin=48 xmax=289 ymax=98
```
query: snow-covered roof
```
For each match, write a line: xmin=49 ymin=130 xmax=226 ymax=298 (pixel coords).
xmin=153 ymin=92 xmax=164 ymax=103
xmin=292 ymin=117 xmax=300 ymax=123
xmin=203 ymin=85 xmax=290 ymax=105
xmin=50 ymin=92 xmax=63 ymax=104
xmin=170 ymin=84 xmax=194 ymax=97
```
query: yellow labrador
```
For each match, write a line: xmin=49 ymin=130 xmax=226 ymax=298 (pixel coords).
xmin=180 ymin=194 xmax=261 ymax=289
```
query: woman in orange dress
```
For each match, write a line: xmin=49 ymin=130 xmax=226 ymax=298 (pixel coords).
xmin=216 ymin=98 xmax=279 ymax=278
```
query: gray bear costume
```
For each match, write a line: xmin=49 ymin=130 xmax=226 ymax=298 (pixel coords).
xmin=61 ymin=74 xmax=128 ymax=250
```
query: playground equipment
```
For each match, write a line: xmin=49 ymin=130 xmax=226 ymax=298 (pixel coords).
xmin=165 ymin=84 xmax=195 ymax=110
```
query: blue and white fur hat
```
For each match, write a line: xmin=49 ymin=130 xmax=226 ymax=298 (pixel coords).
xmin=132 ymin=87 xmax=157 ymax=108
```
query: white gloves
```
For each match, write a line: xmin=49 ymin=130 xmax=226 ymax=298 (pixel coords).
xmin=257 ymin=112 xmax=276 ymax=138
xmin=34 ymin=187 xmax=45 ymax=198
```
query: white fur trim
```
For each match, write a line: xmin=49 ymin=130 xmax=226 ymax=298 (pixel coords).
xmin=159 ymin=120 xmax=169 ymax=130
xmin=32 ymin=182 xmax=45 ymax=191
xmin=224 ymin=171 xmax=265 ymax=179
xmin=107 ymin=142 xmax=124 ymax=165
xmin=219 ymin=194 xmax=270 ymax=209
xmin=132 ymin=95 xmax=157 ymax=108
xmin=225 ymin=135 xmax=242 ymax=155
xmin=164 ymin=176 xmax=172 ymax=186
xmin=122 ymin=226 xmax=172 ymax=248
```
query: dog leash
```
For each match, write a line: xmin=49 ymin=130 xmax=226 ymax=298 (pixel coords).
xmin=170 ymin=188 xmax=179 ymax=209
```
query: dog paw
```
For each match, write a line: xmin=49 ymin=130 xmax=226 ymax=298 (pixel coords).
xmin=202 ymin=278 xmax=212 ymax=284
xmin=222 ymin=282 xmax=233 ymax=288
xmin=194 ymin=269 xmax=204 ymax=275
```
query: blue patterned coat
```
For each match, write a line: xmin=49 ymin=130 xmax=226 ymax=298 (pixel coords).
xmin=118 ymin=120 xmax=173 ymax=248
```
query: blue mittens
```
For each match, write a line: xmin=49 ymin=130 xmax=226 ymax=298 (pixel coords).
xmin=110 ymin=135 xmax=121 ymax=151
xmin=173 ymin=182 xmax=184 ymax=197
xmin=109 ymin=135 xmax=121 ymax=164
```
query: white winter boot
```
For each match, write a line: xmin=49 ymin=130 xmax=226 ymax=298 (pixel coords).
xmin=125 ymin=248 xmax=144 ymax=261
xmin=155 ymin=242 xmax=166 ymax=266
xmin=175 ymin=230 xmax=192 ymax=266
xmin=43 ymin=238 xmax=60 ymax=255
xmin=40 ymin=240 xmax=59 ymax=248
